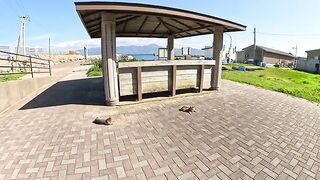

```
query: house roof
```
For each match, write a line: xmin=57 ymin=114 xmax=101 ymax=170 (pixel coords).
xmin=306 ymin=48 xmax=320 ymax=53
xmin=75 ymin=1 xmax=246 ymax=39
xmin=201 ymin=46 xmax=213 ymax=50
xmin=243 ymin=45 xmax=294 ymax=57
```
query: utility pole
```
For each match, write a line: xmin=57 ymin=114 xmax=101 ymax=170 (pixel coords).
xmin=49 ymin=37 xmax=51 ymax=58
xmin=16 ymin=16 xmax=30 ymax=58
xmin=293 ymin=45 xmax=297 ymax=68
xmin=84 ymin=45 xmax=87 ymax=60
xmin=253 ymin=28 xmax=256 ymax=60
xmin=225 ymin=33 xmax=233 ymax=62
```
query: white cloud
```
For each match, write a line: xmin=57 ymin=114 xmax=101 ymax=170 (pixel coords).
xmin=28 ymin=33 xmax=52 ymax=42
xmin=23 ymin=30 xmax=320 ymax=57
xmin=53 ymin=39 xmax=100 ymax=50
xmin=52 ymin=38 xmax=166 ymax=50
xmin=117 ymin=38 xmax=166 ymax=47
xmin=51 ymin=36 xmax=213 ymax=51
xmin=52 ymin=34 xmax=319 ymax=57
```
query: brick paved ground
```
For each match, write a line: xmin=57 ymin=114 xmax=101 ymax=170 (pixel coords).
xmin=1 ymin=76 xmax=320 ymax=179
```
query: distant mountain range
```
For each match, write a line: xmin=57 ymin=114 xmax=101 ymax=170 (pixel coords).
xmin=78 ymin=44 xmax=204 ymax=56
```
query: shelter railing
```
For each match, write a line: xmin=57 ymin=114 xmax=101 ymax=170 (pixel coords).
xmin=117 ymin=60 xmax=216 ymax=101
xmin=0 ymin=50 xmax=52 ymax=78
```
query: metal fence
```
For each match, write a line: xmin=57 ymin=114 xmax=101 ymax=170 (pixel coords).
xmin=0 ymin=50 xmax=51 ymax=78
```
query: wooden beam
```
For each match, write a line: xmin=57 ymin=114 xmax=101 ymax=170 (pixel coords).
xmin=91 ymin=32 xmax=100 ymax=38
xmin=206 ymin=26 xmax=227 ymax=33
xmin=164 ymin=21 xmax=183 ymax=31
xmin=157 ymin=17 xmax=172 ymax=34
xmin=90 ymin=28 xmax=100 ymax=34
xmin=116 ymin=34 xmax=167 ymax=38
xmin=88 ymin=25 xmax=100 ymax=32
xmin=171 ymin=18 xmax=201 ymax=34
xmin=118 ymin=15 xmax=134 ymax=32
xmin=83 ymin=12 xmax=100 ymax=22
xmin=87 ymin=23 xmax=101 ymax=31
xmin=137 ymin=66 xmax=142 ymax=101
xmin=174 ymin=24 xmax=213 ymax=36
xmin=196 ymin=22 xmax=215 ymax=33
xmin=118 ymin=31 xmax=167 ymax=36
xmin=86 ymin=18 xmax=100 ymax=26
xmin=171 ymin=18 xmax=192 ymax=28
xmin=117 ymin=15 xmax=140 ymax=26
xmin=122 ymin=20 xmax=128 ymax=32
xmin=161 ymin=20 xmax=192 ymax=36
xmin=150 ymin=22 xmax=161 ymax=37
xmin=199 ymin=64 xmax=204 ymax=93
xmin=137 ymin=16 xmax=149 ymax=33
xmin=116 ymin=15 xmax=132 ymax=21
xmin=171 ymin=65 xmax=176 ymax=96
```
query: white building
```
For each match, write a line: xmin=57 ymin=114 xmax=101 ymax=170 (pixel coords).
xmin=296 ymin=49 xmax=320 ymax=74
xmin=14 ymin=47 xmax=49 ymax=56
xmin=0 ymin=46 xmax=11 ymax=58
xmin=181 ymin=47 xmax=191 ymax=55
xmin=158 ymin=48 xmax=167 ymax=60
xmin=202 ymin=45 xmax=236 ymax=61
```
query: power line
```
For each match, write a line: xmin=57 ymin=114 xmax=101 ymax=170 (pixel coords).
xmin=231 ymin=33 xmax=253 ymax=47
xmin=14 ymin=0 xmax=28 ymax=15
xmin=7 ymin=0 xmax=21 ymax=16
xmin=256 ymin=31 xmax=320 ymax=37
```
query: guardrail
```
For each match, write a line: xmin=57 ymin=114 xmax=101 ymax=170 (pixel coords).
xmin=0 ymin=50 xmax=52 ymax=78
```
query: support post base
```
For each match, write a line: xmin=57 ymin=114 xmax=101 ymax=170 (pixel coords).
xmin=106 ymin=100 xmax=119 ymax=106
xmin=210 ymin=87 xmax=220 ymax=91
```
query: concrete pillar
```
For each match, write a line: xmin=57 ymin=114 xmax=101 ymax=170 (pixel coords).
xmin=101 ymin=13 xmax=119 ymax=106
xmin=167 ymin=35 xmax=174 ymax=60
xmin=211 ymin=26 xmax=224 ymax=90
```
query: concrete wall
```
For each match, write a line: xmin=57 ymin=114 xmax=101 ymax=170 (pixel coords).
xmin=263 ymin=52 xmax=293 ymax=66
xmin=242 ymin=46 xmax=293 ymax=66
xmin=0 ymin=76 xmax=59 ymax=113
xmin=296 ymin=58 xmax=319 ymax=74
xmin=236 ymin=51 xmax=245 ymax=63
xmin=295 ymin=49 xmax=320 ymax=73
xmin=118 ymin=60 xmax=215 ymax=96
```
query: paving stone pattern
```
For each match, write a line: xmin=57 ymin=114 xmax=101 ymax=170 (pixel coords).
xmin=1 ymin=80 xmax=320 ymax=179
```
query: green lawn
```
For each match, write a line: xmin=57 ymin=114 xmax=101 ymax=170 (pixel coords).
xmin=0 ymin=74 xmax=24 ymax=83
xmin=222 ymin=64 xmax=320 ymax=103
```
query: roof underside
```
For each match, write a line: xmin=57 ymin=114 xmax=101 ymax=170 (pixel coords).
xmin=75 ymin=2 xmax=246 ymax=39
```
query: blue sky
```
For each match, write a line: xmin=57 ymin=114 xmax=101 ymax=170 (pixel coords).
xmin=1 ymin=0 xmax=320 ymax=56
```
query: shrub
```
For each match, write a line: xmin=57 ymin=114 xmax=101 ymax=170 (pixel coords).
xmin=118 ymin=55 xmax=140 ymax=62
xmin=87 ymin=58 xmax=102 ymax=77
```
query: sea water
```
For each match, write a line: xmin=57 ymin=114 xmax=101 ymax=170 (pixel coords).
xmin=128 ymin=54 xmax=206 ymax=61
xmin=128 ymin=54 xmax=156 ymax=61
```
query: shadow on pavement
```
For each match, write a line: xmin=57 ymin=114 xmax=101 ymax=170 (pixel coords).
xmin=20 ymin=77 xmax=105 ymax=110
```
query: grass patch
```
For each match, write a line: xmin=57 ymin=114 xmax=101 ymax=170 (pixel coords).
xmin=222 ymin=64 xmax=320 ymax=103
xmin=87 ymin=59 xmax=102 ymax=77
xmin=86 ymin=57 xmax=140 ymax=77
xmin=0 ymin=74 xmax=24 ymax=82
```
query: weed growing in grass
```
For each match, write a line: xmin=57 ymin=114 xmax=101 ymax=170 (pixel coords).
xmin=223 ymin=64 xmax=320 ymax=103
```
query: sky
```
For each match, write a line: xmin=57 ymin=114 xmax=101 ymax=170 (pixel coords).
xmin=1 ymin=0 xmax=320 ymax=56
